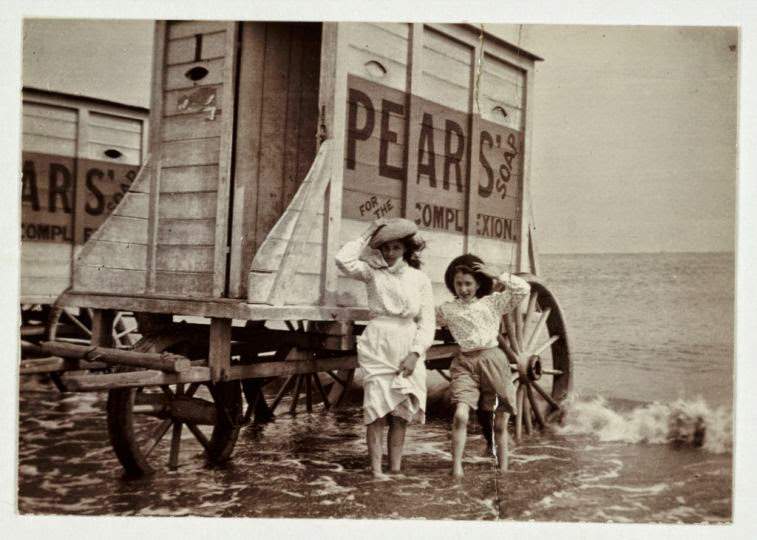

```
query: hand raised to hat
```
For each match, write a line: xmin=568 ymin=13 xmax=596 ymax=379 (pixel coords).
xmin=471 ymin=261 xmax=499 ymax=279
xmin=362 ymin=217 xmax=390 ymax=241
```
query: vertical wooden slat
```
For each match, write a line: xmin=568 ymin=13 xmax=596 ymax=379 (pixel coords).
xmin=282 ymin=26 xmax=305 ymax=207
xmin=212 ymin=22 xmax=240 ymax=297
xmin=146 ymin=21 xmax=168 ymax=292
xmin=72 ymin=107 xmax=89 ymax=251
xmin=402 ymin=23 xmax=424 ymax=223
xmin=228 ymin=22 xmax=267 ymax=298
xmin=465 ymin=38 xmax=482 ymax=254
xmin=319 ymin=23 xmax=348 ymax=305
xmin=517 ymin=67 xmax=534 ymax=273
xmin=209 ymin=317 xmax=232 ymax=382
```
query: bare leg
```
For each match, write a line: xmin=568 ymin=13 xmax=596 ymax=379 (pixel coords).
xmin=367 ymin=418 xmax=387 ymax=478
xmin=452 ymin=403 xmax=470 ymax=477
xmin=387 ymin=416 xmax=408 ymax=473
xmin=477 ymin=407 xmax=494 ymax=456
xmin=494 ymin=411 xmax=509 ymax=472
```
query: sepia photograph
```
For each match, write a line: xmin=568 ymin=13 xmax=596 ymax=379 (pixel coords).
xmin=5 ymin=0 xmax=754 ymax=536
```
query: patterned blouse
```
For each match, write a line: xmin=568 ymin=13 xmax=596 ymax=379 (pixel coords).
xmin=335 ymin=234 xmax=436 ymax=357
xmin=436 ymin=273 xmax=531 ymax=352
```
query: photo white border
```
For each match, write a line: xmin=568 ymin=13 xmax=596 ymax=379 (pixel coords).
xmin=1 ymin=1 xmax=754 ymax=539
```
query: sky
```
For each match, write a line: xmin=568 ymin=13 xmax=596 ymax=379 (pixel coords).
xmin=21 ymin=20 xmax=737 ymax=254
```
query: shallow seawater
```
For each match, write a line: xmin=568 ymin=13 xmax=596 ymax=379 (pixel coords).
xmin=17 ymin=386 xmax=731 ymax=522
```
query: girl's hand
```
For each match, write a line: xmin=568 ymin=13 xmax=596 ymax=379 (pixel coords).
xmin=363 ymin=217 xmax=390 ymax=240
xmin=398 ymin=352 xmax=419 ymax=377
xmin=471 ymin=261 xmax=499 ymax=279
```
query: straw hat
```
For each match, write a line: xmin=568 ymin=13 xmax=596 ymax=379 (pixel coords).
xmin=369 ymin=218 xmax=418 ymax=249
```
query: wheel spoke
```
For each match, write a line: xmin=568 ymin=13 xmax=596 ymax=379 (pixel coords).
xmin=532 ymin=381 xmax=561 ymax=412
xmin=115 ymin=324 xmax=137 ymax=340
xmin=62 ymin=309 xmax=92 ymax=337
xmin=503 ymin=314 xmax=520 ymax=353
xmin=270 ymin=375 xmax=296 ymax=412
xmin=305 ymin=374 xmax=313 ymax=413
xmin=168 ymin=421 xmax=183 ymax=470
xmin=525 ymin=308 xmax=551 ymax=354
xmin=312 ymin=373 xmax=331 ymax=409
xmin=142 ymin=418 xmax=172 ymax=458
xmin=514 ymin=305 xmax=524 ymax=349
xmin=186 ymin=422 xmax=210 ymax=450
xmin=185 ymin=382 xmax=200 ymax=398
xmin=515 ymin=385 xmax=524 ymax=441
xmin=523 ymin=292 xmax=539 ymax=343
xmin=526 ymin=383 xmax=546 ymax=429
xmin=160 ymin=385 xmax=175 ymax=397
xmin=522 ymin=384 xmax=533 ymax=435
xmin=289 ymin=375 xmax=304 ymax=413
xmin=542 ymin=368 xmax=563 ymax=376
xmin=325 ymin=370 xmax=347 ymax=386
xmin=533 ymin=335 xmax=561 ymax=356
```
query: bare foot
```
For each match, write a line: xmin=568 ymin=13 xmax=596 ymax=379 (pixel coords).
xmin=372 ymin=470 xmax=391 ymax=480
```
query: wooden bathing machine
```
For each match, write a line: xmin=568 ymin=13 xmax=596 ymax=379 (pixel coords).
xmin=19 ymin=88 xmax=148 ymax=352
xmin=38 ymin=21 xmax=571 ymax=476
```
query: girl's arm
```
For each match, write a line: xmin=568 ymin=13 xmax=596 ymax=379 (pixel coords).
xmin=473 ymin=263 xmax=531 ymax=314
xmin=334 ymin=220 xmax=386 ymax=282
xmin=411 ymin=276 xmax=437 ymax=357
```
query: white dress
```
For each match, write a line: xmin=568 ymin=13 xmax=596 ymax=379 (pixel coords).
xmin=336 ymin=234 xmax=435 ymax=425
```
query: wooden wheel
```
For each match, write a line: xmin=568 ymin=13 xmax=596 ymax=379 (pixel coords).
xmin=107 ymin=380 xmax=242 ymax=477
xmin=45 ymin=307 xmax=139 ymax=392
xmin=502 ymin=273 xmax=571 ymax=441
xmin=20 ymin=304 xmax=52 ymax=358
xmin=106 ymin=334 xmax=242 ymax=477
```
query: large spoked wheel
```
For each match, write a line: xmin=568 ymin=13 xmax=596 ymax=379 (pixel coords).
xmin=46 ymin=307 xmax=140 ymax=392
xmin=106 ymin=327 xmax=242 ymax=477
xmin=502 ymin=273 xmax=571 ymax=441
xmin=107 ymin=380 xmax=242 ymax=477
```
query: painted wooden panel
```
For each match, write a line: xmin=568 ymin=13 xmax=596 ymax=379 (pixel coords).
xmin=156 ymin=245 xmax=215 ymax=273
xmin=22 ymin=115 xmax=77 ymax=141
xmin=75 ymin=265 xmax=147 ymax=294
xmin=420 ymin=28 xmax=472 ymax=113
xmin=20 ymin=277 xmax=72 ymax=303
xmin=85 ymin=142 xmax=141 ymax=164
xmin=157 ymin=218 xmax=216 ymax=245
xmin=161 ymin=138 xmax=220 ymax=167
xmin=163 ymin=85 xmax=223 ymax=117
xmin=20 ymin=242 xmax=72 ymax=280
xmin=160 ymin=165 xmax=219 ymax=192
xmin=345 ymin=45 xmax=407 ymax=92
xmin=162 ymin=111 xmax=223 ymax=141
xmin=168 ymin=21 xmax=228 ymax=40
xmin=165 ymin=58 xmax=226 ymax=91
xmin=115 ymin=192 xmax=150 ymax=219
xmin=167 ymin=31 xmax=227 ymax=65
xmin=158 ymin=192 xmax=218 ymax=220
xmin=154 ymin=271 xmax=214 ymax=297
xmin=97 ymin=215 xmax=149 ymax=243
xmin=88 ymin=125 xmax=142 ymax=150
xmin=82 ymin=240 xmax=147 ymax=271
xmin=23 ymin=134 xmax=77 ymax=157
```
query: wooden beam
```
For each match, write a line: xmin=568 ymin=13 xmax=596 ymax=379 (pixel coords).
xmin=41 ymin=341 xmax=191 ymax=373
xmin=517 ymin=66 xmax=535 ymax=273
xmin=209 ymin=317 xmax=232 ymax=382
xmin=212 ymin=22 xmax=241 ymax=297
xmin=319 ymin=23 xmax=348 ymax=305
xmin=56 ymin=290 xmax=373 ymax=322
xmin=228 ymin=355 xmax=358 ymax=380
xmin=402 ymin=23 xmax=424 ymax=221
xmin=465 ymin=34 xmax=482 ymax=253
xmin=61 ymin=366 xmax=212 ymax=392
xmin=146 ymin=21 xmax=168 ymax=292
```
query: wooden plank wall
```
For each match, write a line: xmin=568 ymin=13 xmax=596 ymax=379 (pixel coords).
xmin=20 ymin=101 xmax=77 ymax=302
xmin=231 ymin=22 xmax=322 ymax=299
xmin=22 ymin=96 xmax=147 ymax=302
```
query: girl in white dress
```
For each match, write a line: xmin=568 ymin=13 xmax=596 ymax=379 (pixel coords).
xmin=336 ymin=218 xmax=435 ymax=478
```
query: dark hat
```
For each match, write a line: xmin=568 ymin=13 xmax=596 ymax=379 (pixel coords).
xmin=369 ymin=218 xmax=419 ymax=249
xmin=444 ymin=253 xmax=493 ymax=298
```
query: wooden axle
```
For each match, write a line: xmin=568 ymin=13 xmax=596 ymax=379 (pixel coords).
xmin=41 ymin=341 xmax=191 ymax=373
xmin=19 ymin=356 xmax=107 ymax=374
